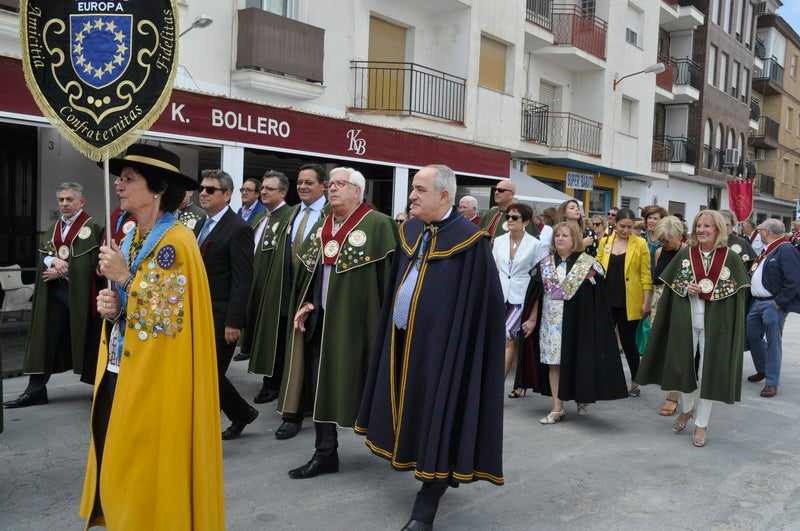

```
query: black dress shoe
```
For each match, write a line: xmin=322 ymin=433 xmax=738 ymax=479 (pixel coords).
xmin=288 ymin=453 xmax=339 ymax=479
xmin=747 ymin=372 xmax=766 ymax=382
xmin=253 ymin=388 xmax=280 ymax=404
xmin=4 ymin=390 xmax=48 ymax=409
xmin=401 ymin=519 xmax=433 ymax=531
xmin=221 ymin=406 xmax=259 ymax=440
xmin=275 ymin=420 xmax=302 ymax=439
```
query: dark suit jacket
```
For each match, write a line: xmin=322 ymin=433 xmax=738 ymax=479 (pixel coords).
xmin=762 ymin=242 xmax=800 ymax=313
xmin=200 ymin=207 xmax=254 ymax=334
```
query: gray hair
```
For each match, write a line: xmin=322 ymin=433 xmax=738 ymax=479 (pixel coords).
xmin=57 ymin=182 xmax=84 ymax=197
xmin=459 ymin=195 xmax=478 ymax=209
xmin=718 ymin=209 xmax=736 ymax=226
xmin=759 ymin=218 xmax=786 ymax=236
xmin=263 ymin=170 xmax=289 ymax=192
xmin=429 ymin=165 xmax=456 ymax=205
xmin=201 ymin=169 xmax=234 ymax=191
xmin=330 ymin=166 xmax=365 ymax=201
xmin=742 ymin=219 xmax=756 ymax=231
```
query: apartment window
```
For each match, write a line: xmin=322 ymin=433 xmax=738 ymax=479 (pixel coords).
xmin=711 ymin=0 xmax=721 ymax=26
xmin=722 ymin=0 xmax=732 ymax=33
xmin=741 ymin=67 xmax=750 ymax=102
xmin=479 ymin=36 xmax=507 ymax=92
xmin=625 ymin=5 xmax=642 ymax=47
xmin=795 ymin=163 xmax=800 ymax=186
xmin=718 ymin=52 xmax=728 ymax=92
xmin=581 ymin=0 xmax=596 ymax=15
xmin=735 ymin=0 xmax=745 ymax=41
xmin=246 ymin=0 xmax=290 ymax=16
xmin=783 ymin=159 xmax=788 ymax=182
xmin=620 ymin=96 xmax=636 ymax=136
xmin=791 ymin=55 xmax=798 ymax=78
xmin=744 ymin=2 xmax=754 ymax=48
xmin=707 ymin=45 xmax=717 ymax=86
xmin=788 ymin=106 xmax=794 ymax=132
xmin=731 ymin=61 xmax=740 ymax=98
xmin=704 ymin=119 xmax=713 ymax=169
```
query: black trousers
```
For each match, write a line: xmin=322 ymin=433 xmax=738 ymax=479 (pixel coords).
xmin=216 ymin=334 xmax=253 ymax=423
xmin=611 ymin=307 xmax=640 ymax=381
xmin=26 ymin=280 xmax=70 ymax=395
xmin=305 ymin=308 xmax=338 ymax=456
xmin=411 ymin=481 xmax=449 ymax=523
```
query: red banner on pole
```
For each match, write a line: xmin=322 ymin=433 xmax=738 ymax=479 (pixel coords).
xmin=727 ymin=179 xmax=754 ymax=222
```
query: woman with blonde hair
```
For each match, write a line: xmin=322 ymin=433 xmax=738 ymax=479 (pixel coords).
xmin=637 ymin=210 xmax=749 ymax=447
xmin=518 ymin=221 xmax=627 ymax=423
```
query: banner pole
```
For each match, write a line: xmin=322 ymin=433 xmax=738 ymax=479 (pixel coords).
xmin=103 ymin=151 xmax=112 ymax=289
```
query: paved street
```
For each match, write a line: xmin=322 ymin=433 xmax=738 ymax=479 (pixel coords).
xmin=2 ymin=314 xmax=800 ymax=530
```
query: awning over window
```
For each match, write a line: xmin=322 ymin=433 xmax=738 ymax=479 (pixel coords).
xmin=509 ymin=167 xmax=576 ymax=211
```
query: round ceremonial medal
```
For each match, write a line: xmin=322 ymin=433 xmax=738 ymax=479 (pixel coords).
xmin=731 ymin=243 xmax=742 ymax=254
xmin=348 ymin=230 xmax=367 ymax=247
xmin=698 ymin=278 xmax=714 ymax=294
xmin=122 ymin=220 xmax=136 ymax=234
xmin=57 ymin=245 xmax=70 ymax=259
xmin=719 ymin=266 xmax=730 ymax=280
xmin=324 ymin=240 xmax=340 ymax=258
xmin=78 ymin=226 xmax=92 ymax=240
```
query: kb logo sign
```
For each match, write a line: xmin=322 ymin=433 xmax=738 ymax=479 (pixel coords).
xmin=347 ymin=129 xmax=367 ymax=155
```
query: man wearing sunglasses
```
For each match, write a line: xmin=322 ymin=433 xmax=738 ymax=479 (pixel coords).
xmin=479 ymin=179 xmax=539 ymax=242
xmin=606 ymin=207 xmax=619 ymax=236
xmin=197 ymin=169 xmax=258 ymax=441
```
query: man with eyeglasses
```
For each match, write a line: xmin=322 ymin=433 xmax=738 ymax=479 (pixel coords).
xmin=240 ymin=171 xmax=293 ymax=398
xmin=197 ymin=169 xmax=258 ymax=440
xmin=606 ymin=207 xmax=619 ymax=236
xmin=282 ymin=167 xmax=396 ymax=479
xmin=479 ymin=179 xmax=539 ymax=242
xmin=236 ymin=177 xmax=266 ymax=224
xmin=269 ymin=163 xmax=330 ymax=441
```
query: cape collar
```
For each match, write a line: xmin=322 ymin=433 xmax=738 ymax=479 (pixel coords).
xmin=52 ymin=210 xmax=91 ymax=259
xmin=749 ymin=236 xmax=789 ymax=276
xmin=320 ymin=203 xmax=372 ymax=265
xmin=690 ymin=246 xmax=728 ymax=300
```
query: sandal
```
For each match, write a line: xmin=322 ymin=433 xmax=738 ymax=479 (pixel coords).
xmin=671 ymin=409 xmax=694 ymax=433
xmin=507 ymin=388 xmax=526 ymax=399
xmin=658 ymin=398 xmax=679 ymax=416
xmin=692 ymin=427 xmax=707 ymax=447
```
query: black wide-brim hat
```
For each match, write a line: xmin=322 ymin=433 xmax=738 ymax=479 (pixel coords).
xmin=103 ymin=143 xmax=199 ymax=191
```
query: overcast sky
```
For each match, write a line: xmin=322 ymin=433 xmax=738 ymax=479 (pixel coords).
xmin=776 ymin=4 xmax=800 ymax=38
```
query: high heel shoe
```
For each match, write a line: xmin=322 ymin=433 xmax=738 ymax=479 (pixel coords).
xmin=577 ymin=403 xmax=588 ymax=416
xmin=508 ymin=388 xmax=526 ymax=399
xmin=692 ymin=427 xmax=707 ymax=447
xmin=540 ymin=409 xmax=566 ymax=424
xmin=671 ymin=409 xmax=694 ymax=433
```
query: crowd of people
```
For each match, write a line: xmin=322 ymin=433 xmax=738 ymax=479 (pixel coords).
xmin=4 ymin=145 xmax=800 ymax=529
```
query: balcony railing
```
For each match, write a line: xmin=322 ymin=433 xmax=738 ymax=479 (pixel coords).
xmin=750 ymin=97 xmax=761 ymax=121
xmin=756 ymin=173 xmax=775 ymax=195
xmin=753 ymin=116 xmax=780 ymax=141
xmin=236 ymin=8 xmax=324 ymax=83
xmin=521 ymin=99 xmax=601 ymax=157
xmin=657 ymin=54 xmax=675 ymax=91
xmin=673 ymin=58 xmax=701 ymax=89
xmin=526 ymin=0 xmax=553 ymax=31
xmin=754 ymin=57 xmax=784 ymax=86
xmin=652 ymin=139 xmax=670 ymax=174
xmin=552 ymin=5 xmax=607 ymax=60
xmin=350 ymin=61 xmax=466 ymax=123
xmin=654 ymin=135 xmax=696 ymax=165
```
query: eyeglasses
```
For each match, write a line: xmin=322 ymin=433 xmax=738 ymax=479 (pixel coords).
xmin=200 ymin=185 xmax=225 ymax=194
xmin=607 ymin=211 xmax=617 ymax=217
xmin=395 ymin=219 xmax=404 ymax=224
xmin=495 ymin=188 xmax=511 ymax=194
xmin=239 ymin=187 xmax=256 ymax=193
xmin=260 ymin=185 xmax=281 ymax=191
xmin=506 ymin=214 xmax=522 ymax=221
xmin=591 ymin=222 xmax=603 ymax=227
xmin=328 ymin=180 xmax=356 ymax=190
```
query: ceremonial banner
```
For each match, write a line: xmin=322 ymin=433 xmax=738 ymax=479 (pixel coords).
xmin=727 ymin=179 xmax=754 ymax=222
xmin=20 ymin=0 xmax=179 ymax=160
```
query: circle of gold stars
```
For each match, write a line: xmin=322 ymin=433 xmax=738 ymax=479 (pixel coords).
xmin=73 ymin=17 xmax=129 ymax=92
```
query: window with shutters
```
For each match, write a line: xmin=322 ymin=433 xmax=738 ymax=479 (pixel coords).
xmin=718 ymin=52 xmax=728 ymax=92
xmin=731 ymin=61 xmax=739 ymax=98
xmin=707 ymin=45 xmax=717 ymax=86
xmin=625 ymin=5 xmax=642 ymax=47
xmin=479 ymin=36 xmax=507 ymax=92
xmin=722 ymin=0 xmax=732 ymax=33
xmin=620 ymin=96 xmax=635 ymax=136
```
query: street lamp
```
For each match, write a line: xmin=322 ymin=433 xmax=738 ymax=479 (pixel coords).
xmin=179 ymin=15 xmax=214 ymax=38
xmin=612 ymin=63 xmax=666 ymax=90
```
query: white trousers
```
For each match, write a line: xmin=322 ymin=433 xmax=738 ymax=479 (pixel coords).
xmin=678 ymin=326 xmax=713 ymax=428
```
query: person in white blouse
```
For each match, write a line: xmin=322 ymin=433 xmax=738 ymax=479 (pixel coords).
xmin=492 ymin=202 xmax=542 ymax=398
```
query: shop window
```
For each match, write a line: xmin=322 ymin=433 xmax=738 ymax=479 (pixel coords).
xmin=479 ymin=36 xmax=507 ymax=92
xmin=589 ymin=188 xmax=613 ymax=216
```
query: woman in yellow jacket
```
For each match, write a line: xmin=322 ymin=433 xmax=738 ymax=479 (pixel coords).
xmin=596 ymin=208 xmax=652 ymax=397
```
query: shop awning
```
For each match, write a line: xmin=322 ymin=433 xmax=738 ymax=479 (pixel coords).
xmin=509 ymin=168 xmax=576 ymax=211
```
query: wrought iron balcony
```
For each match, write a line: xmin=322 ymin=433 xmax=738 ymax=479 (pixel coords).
xmin=751 ymin=116 xmax=780 ymax=142
xmin=551 ymin=5 xmax=607 ymax=60
xmin=350 ymin=61 xmax=466 ymax=123
xmin=521 ymin=99 xmax=601 ymax=157
xmin=754 ymin=57 xmax=784 ymax=86
xmin=654 ymin=135 xmax=696 ymax=165
xmin=673 ymin=58 xmax=701 ymax=89
xmin=656 ymin=54 xmax=675 ymax=91
xmin=236 ymin=8 xmax=324 ymax=83
xmin=526 ymin=0 xmax=553 ymax=31
xmin=755 ymin=173 xmax=775 ymax=196
xmin=651 ymin=138 xmax=670 ymax=174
